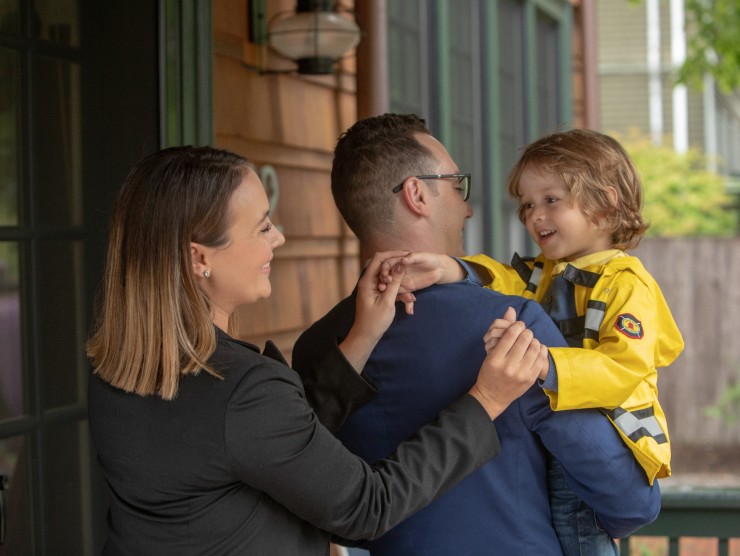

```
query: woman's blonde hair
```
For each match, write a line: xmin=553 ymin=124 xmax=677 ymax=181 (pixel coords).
xmin=507 ymin=128 xmax=648 ymax=250
xmin=86 ymin=146 xmax=250 ymax=399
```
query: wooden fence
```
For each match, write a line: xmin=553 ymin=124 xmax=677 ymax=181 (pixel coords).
xmin=634 ymin=237 xmax=740 ymax=450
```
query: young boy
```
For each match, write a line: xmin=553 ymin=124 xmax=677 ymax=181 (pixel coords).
xmin=388 ymin=129 xmax=684 ymax=555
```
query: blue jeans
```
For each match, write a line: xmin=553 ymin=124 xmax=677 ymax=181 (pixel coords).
xmin=548 ymin=456 xmax=619 ymax=556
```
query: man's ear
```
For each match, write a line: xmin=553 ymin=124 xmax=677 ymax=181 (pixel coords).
xmin=190 ymin=242 xmax=209 ymax=278
xmin=400 ymin=177 xmax=432 ymax=217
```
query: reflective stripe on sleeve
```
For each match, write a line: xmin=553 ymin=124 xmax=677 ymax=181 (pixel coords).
xmin=605 ymin=406 xmax=668 ymax=444
xmin=584 ymin=300 xmax=606 ymax=341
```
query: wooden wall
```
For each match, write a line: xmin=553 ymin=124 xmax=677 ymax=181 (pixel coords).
xmin=634 ymin=237 xmax=740 ymax=448
xmin=570 ymin=0 xmax=599 ymax=130
xmin=211 ymin=0 xmax=740 ymax=465
xmin=570 ymin=0 xmax=588 ymax=128
xmin=212 ymin=0 xmax=360 ymax=358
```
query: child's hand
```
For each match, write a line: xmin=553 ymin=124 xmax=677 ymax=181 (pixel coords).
xmin=339 ymin=250 xmax=409 ymax=373
xmin=354 ymin=251 xmax=410 ymax=339
xmin=483 ymin=307 xmax=518 ymax=353
xmin=484 ymin=307 xmax=550 ymax=380
xmin=469 ymin=320 xmax=548 ymax=420
xmin=379 ymin=252 xmax=465 ymax=292
xmin=377 ymin=252 xmax=465 ymax=315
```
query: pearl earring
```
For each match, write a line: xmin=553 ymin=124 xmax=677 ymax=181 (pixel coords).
xmin=203 ymin=269 xmax=211 ymax=279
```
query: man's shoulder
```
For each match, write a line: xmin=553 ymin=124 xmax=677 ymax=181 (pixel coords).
xmin=397 ymin=282 xmax=553 ymax=337
xmin=419 ymin=281 xmax=542 ymax=313
xmin=419 ymin=283 xmax=564 ymax=346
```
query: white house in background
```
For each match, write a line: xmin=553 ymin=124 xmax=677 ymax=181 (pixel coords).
xmin=597 ymin=0 xmax=740 ymax=180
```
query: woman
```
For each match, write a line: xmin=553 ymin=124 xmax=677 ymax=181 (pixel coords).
xmin=86 ymin=146 xmax=544 ymax=555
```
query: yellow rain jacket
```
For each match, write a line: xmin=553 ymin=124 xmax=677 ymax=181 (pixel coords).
xmin=465 ymin=250 xmax=684 ymax=484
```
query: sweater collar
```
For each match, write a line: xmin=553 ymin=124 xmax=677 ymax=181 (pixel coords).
xmin=552 ymin=248 xmax=626 ymax=275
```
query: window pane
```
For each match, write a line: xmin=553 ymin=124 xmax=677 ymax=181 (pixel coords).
xmin=0 ymin=48 xmax=20 ymax=226
xmin=536 ymin=10 xmax=561 ymax=132
xmin=41 ymin=422 xmax=88 ymax=554
xmin=33 ymin=56 xmax=82 ymax=227
xmin=388 ymin=0 xmax=423 ymax=115
xmin=0 ymin=1 xmax=20 ymax=35
xmin=0 ymin=435 xmax=34 ymax=554
xmin=38 ymin=240 xmax=85 ymax=409
xmin=498 ymin=0 xmax=529 ymax=257
xmin=498 ymin=0 xmax=526 ymax=165
xmin=447 ymin=4 xmax=482 ymax=253
xmin=0 ymin=242 xmax=22 ymax=419
xmin=448 ymin=3 xmax=474 ymax=173
xmin=33 ymin=0 xmax=79 ymax=46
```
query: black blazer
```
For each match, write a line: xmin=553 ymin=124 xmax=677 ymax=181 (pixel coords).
xmin=88 ymin=327 xmax=500 ymax=555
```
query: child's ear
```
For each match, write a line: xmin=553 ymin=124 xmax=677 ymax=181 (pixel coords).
xmin=606 ymin=186 xmax=619 ymax=208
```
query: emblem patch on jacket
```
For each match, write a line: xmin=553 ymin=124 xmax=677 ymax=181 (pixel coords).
xmin=615 ymin=313 xmax=644 ymax=339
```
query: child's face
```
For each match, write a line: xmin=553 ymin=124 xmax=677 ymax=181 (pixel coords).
xmin=517 ymin=165 xmax=612 ymax=262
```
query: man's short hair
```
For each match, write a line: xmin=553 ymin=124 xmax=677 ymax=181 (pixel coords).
xmin=331 ymin=113 xmax=436 ymax=242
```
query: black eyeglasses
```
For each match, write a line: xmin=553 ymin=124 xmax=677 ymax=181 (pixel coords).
xmin=392 ymin=173 xmax=472 ymax=202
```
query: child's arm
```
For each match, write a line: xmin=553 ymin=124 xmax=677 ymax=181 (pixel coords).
xmin=379 ymin=252 xmax=466 ymax=292
xmin=377 ymin=252 xmax=532 ymax=315
xmin=380 ymin=252 xmax=521 ymax=293
xmin=546 ymin=270 xmax=683 ymax=411
xmin=375 ymin=252 xmax=466 ymax=315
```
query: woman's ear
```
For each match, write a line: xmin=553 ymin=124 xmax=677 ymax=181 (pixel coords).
xmin=190 ymin=242 xmax=209 ymax=278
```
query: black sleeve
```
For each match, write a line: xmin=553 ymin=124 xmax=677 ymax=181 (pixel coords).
xmin=224 ymin=361 xmax=500 ymax=541
xmin=292 ymin=297 xmax=379 ymax=432
xmin=294 ymin=340 xmax=377 ymax=432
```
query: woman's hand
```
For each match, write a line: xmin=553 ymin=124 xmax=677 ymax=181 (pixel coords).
xmin=483 ymin=307 xmax=550 ymax=382
xmin=483 ymin=306 xmax=517 ymax=353
xmin=379 ymin=252 xmax=463 ymax=290
xmin=338 ymin=251 xmax=409 ymax=373
xmin=378 ymin=252 xmax=465 ymax=315
xmin=469 ymin=314 xmax=549 ymax=420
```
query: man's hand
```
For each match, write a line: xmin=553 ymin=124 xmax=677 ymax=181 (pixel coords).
xmin=469 ymin=315 xmax=549 ymax=420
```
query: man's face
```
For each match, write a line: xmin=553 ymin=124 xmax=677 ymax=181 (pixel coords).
xmin=415 ymin=133 xmax=473 ymax=257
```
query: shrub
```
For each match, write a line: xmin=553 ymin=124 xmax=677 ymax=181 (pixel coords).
xmin=617 ymin=129 xmax=737 ymax=237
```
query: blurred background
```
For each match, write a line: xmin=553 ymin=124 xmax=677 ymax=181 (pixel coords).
xmin=0 ymin=0 xmax=738 ymax=553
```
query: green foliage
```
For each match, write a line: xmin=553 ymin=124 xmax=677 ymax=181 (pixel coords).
xmin=627 ymin=0 xmax=740 ymax=92
xmin=704 ymin=371 xmax=740 ymax=426
xmin=680 ymin=0 xmax=740 ymax=92
xmin=632 ymin=542 xmax=660 ymax=556
xmin=618 ymin=130 xmax=737 ymax=236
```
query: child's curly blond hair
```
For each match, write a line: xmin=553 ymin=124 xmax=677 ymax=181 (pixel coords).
xmin=507 ymin=128 xmax=648 ymax=250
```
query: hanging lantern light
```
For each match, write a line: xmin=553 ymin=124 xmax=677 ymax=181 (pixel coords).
xmin=268 ymin=0 xmax=361 ymax=75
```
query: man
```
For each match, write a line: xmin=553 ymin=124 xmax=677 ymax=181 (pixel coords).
xmin=292 ymin=114 xmax=660 ymax=555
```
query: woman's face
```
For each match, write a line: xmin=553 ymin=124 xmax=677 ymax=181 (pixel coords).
xmin=193 ymin=169 xmax=285 ymax=328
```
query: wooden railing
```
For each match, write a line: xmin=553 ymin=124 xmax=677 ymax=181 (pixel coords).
xmin=620 ymin=488 xmax=740 ymax=555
